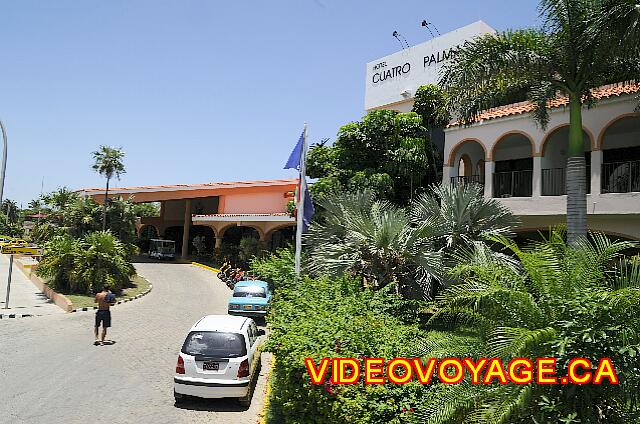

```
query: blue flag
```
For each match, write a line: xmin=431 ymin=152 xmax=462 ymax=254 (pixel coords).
xmin=284 ymin=131 xmax=304 ymax=170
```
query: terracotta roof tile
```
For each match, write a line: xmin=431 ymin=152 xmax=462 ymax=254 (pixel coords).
xmin=78 ymin=178 xmax=299 ymax=193
xmin=450 ymin=82 xmax=640 ymax=126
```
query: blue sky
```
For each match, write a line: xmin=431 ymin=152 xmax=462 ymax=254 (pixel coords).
xmin=1 ymin=0 xmax=539 ymax=205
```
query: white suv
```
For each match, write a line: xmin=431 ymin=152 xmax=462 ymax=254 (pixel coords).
xmin=174 ymin=315 xmax=264 ymax=405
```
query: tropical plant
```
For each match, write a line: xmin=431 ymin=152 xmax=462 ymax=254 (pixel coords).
xmin=72 ymin=231 xmax=135 ymax=293
xmin=1 ymin=199 xmax=19 ymax=223
xmin=251 ymin=247 xmax=296 ymax=291
xmin=238 ymin=236 xmax=265 ymax=264
xmin=305 ymin=185 xmax=518 ymax=298
xmin=440 ymin=0 xmax=640 ymax=245
xmin=264 ymin=273 xmax=425 ymax=424
xmin=0 ymin=212 xmax=24 ymax=238
xmin=132 ymin=202 xmax=160 ymax=217
xmin=41 ymin=187 xmax=77 ymax=212
xmin=192 ymin=235 xmax=207 ymax=258
xmin=412 ymin=84 xmax=451 ymax=185
xmin=92 ymin=146 xmax=126 ymax=231
xmin=416 ymin=230 xmax=640 ymax=423
xmin=411 ymin=183 xmax=519 ymax=252
xmin=412 ymin=84 xmax=451 ymax=130
xmin=36 ymin=231 xmax=135 ymax=294
xmin=306 ymin=109 xmax=433 ymax=205
xmin=304 ymin=190 xmax=442 ymax=297
xmin=596 ymin=0 xmax=640 ymax=63
xmin=35 ymin=235 xmax=82 ymax=293
xmin=58 ymin=195 xmax=138 ymax=250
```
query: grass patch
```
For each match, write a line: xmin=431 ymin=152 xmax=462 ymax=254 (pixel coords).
xmin=64 ymin=275 xmax=151 ymax=310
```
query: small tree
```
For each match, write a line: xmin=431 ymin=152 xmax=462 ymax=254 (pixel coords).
xmin=412 ymin=84 xmax=451 ymax=184
xmin=73 ymin=231 xmax=135 ymax=293
xmin=192 ymin=235 xmax=207 ymax=259
xmin=92 ymin=146 xmax=126 ymax=231
xmin=306 ymin=110 xmax=431 ymax=205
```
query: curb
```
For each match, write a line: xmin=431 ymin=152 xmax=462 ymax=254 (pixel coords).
xmin=0 ymin=313 xmax=33 ymax=319
xmin=259 ymin=355 xmax=275 ymax=424
xmin=191 ymin=262 xmax=221 ymax=273
xmin=69 ymin=283 xmax=153 ymax=313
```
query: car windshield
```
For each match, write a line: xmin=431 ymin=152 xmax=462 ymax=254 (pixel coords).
xmin=233 ymin=287 xmax=266 ymax=298
xmin=181 ymin=331 xmax=247 ymax=358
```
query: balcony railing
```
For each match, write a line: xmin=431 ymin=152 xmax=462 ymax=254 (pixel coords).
xmin=601 ymin=160 xmax=640 ymax=193
xmin=450 ymin=175 xmax=484 ymax=186
xmin=541 ymin=167 xmax=591 ymax=196
xmin=493 ymin=170 xmax=532 ymax=198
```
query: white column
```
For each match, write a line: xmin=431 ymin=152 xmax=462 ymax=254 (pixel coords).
xmin=442 ymin=165 xmax=453 ymax=186
xmin=591 ymin=150 xmax=602 ymax=195
xmin=532 ymin=156 xmax=542 ymax=197
xmin=484 ymin=161 xmax=495 ymax=198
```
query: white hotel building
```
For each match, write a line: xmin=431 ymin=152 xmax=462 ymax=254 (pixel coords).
xmin=365 ymin=21 xmax=640 ymax=241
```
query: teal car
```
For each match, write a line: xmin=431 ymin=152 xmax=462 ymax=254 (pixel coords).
xmin=227 ymin=280 xmax=272 ymax=317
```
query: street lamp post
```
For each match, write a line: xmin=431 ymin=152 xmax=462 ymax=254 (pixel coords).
xmin=0 ymin=119 xmax=8 ymax=310
xmin=0 ymin=119 xmax=7 ymax=205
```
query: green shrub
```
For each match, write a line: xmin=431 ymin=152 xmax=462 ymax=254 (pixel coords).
xmin=239 ymin=236 xmax=265 ymax=264
xmin=265 ymin=275 xmax=426 ymax=424
xmin=250 ymin=247 xmax=296 ymax=290
xmin=36 ymin=231 xmax=135 ymax=294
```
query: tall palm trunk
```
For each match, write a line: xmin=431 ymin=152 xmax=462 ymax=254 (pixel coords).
xmin=566 ymin=95 xmax=588 ymax=245
xmin=102 ymin=177 xmax=110 ymax=231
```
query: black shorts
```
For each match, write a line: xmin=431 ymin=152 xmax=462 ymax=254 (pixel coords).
xmin=95 ymin=310 xmax=111 ymax=328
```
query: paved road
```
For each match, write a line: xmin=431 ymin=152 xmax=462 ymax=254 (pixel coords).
xmin=0 ymin=262 xmax=270 ymax=424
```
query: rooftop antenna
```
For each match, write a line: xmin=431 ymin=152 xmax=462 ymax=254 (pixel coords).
xmin=392 ymin=30 xmax=409 ymax=49
xmin=421 ymin=20 xmax=441 ymax=38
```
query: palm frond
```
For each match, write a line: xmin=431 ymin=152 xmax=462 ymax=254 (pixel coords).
xmin=440 ymin=29 xmax=554 ymax=124
xmin=487 ymin=326 xmax=556 ymax=357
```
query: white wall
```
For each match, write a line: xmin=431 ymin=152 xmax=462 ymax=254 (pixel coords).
xmin=444 ymin=96 xmax=638 ymax=164
xmin=365 ymin=21 xmax=495 ymax=111
xmin=442 ymin=95 xmax=640 ymax=221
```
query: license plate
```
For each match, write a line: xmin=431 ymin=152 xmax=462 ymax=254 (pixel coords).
xmin=244 ymin=305 xmax=253 ymax=310
xmin=203 ymin=361 xmax=219 ymax=371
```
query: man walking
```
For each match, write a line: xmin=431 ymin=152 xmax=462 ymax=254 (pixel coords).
xmin=94 ymin=286 xmax=115 ymax=345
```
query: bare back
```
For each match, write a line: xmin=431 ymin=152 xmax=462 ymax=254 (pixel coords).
xmin=95 ymin=292 xmax=111 ymax=311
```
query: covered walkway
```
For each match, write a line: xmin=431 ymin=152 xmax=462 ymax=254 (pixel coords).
xmin=78 ymin=179 xmax=298 ymax=257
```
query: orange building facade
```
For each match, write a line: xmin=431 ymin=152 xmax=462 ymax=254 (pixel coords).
xmin=78 ymin=179 xmax=298 ymax=258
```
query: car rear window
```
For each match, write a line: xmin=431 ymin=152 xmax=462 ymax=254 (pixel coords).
xmin=233 ymin=287 xmax=266 ymax=298
xmin=181 ymin=331 xmax=247 ymax=358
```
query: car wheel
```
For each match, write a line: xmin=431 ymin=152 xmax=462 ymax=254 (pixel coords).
xmin=238 ymin=358 xmax=261 ymax=406
xmin=174 ymin=390 xmax=186 ymax=404
xmin=238 ymin=388 xmax=252 ymax=407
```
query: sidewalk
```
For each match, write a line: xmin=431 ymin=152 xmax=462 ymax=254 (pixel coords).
xmin=0 ymin=255 xmax=63 ymax=317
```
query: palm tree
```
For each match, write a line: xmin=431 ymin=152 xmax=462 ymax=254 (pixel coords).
xmin=304 ymin=191 xmax=442 ymax=297
xmin=1 ymin=199 xmax=19 ymax=223
xmin=440 ymin=0 xmax=639 ymax=245
xmin=73 ymin=231 xmax=135 ymax=293
xmin=304 ymin=184 xmax=518 ymax=298
xmin=92 ymin=146 xmax=126 ymax=231
xmin=417 ymin=230 xmax=640 ymax=423
xmin=411 ymin=183 xmax=519 ymax=252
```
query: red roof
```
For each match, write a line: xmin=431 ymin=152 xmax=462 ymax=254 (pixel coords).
xmin=26 ymin=213 xmax=48 ymax=219
xmin=78 ymin=178 xmax=298 ymax=194
xmin=450 ymin=82 xmax=640 ymax=126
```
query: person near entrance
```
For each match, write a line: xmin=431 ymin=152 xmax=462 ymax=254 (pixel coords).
xmin=94 ymin=286 xmax=115 ymax=345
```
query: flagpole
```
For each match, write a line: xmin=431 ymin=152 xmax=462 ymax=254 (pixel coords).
xmin=294 ymin=123 xmax=308 ymax=276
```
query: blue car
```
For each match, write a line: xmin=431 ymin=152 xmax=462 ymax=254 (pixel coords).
xmin=227 ymin=280 xmax=272 ymax=317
